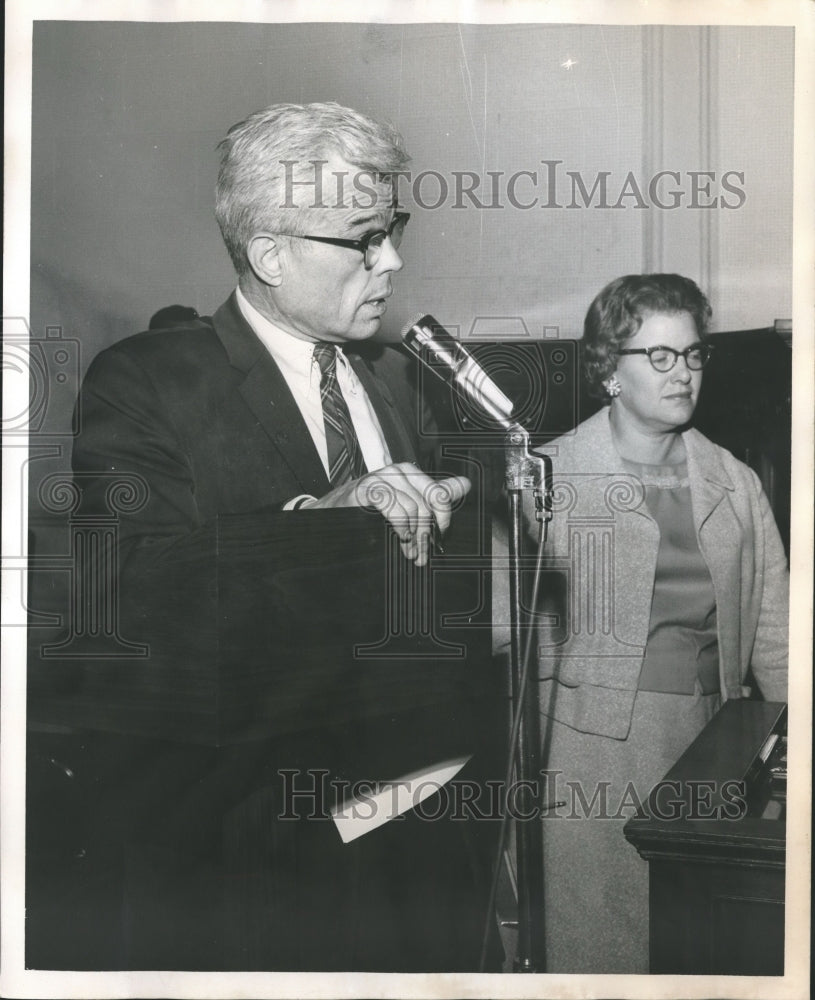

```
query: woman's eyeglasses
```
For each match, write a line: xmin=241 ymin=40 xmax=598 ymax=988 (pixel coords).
xmin=617 ymin=343 xmax=714 ymax=373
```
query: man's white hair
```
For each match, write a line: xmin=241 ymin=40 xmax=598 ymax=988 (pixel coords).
xmin=215 ymin=102 xmax=410 ymax=275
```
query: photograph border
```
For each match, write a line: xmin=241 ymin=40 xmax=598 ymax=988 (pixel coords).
xmin=3 ymin=2 xmax=812 ymax=998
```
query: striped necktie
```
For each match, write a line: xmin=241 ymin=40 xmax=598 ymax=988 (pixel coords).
xmin=313 ymin=343 xmax=368 ymax=488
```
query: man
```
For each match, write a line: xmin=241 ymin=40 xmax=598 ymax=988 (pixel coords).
xmin=77 ymin=102 xmax=468 ymax=569
xmin=67 ymin=103 xmax=500 ymax=971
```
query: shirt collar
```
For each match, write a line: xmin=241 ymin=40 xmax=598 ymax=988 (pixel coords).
xmin=235 ymin=286 xmax=354 ymax=382
xmin=235 ymin=285 xmax=315 ymax=373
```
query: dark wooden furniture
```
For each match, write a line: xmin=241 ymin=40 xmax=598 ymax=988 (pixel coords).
xmin=624 ymin=699 xmax=787 ymax=975
xmin=694 ymin=322 xmax=792 ymax=555
xmin=26 ymin=502 xmax=500 ymax=969
xmin=27 ymin=503 xmax=496 ymax=746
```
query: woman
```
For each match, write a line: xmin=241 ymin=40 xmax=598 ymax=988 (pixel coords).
xmin=529 ymin=274 xmax=789 ymax=972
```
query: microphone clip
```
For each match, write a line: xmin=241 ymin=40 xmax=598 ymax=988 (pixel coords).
xmin=504 ymin=423 xmax=553 ymax=523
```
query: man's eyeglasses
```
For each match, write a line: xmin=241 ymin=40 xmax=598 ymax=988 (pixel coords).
xmin=280 ymin=212 xmax=410 ymax=270
xmin=617 ymin=343 xmax=714 ymax=373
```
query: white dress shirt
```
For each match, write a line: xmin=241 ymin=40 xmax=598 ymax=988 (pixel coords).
xmin=235 ymin=287 xmax=391 ymax=481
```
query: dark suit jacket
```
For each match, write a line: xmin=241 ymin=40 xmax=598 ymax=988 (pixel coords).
xmin=58 ymin=294 xmax=500 ymax=970
xmin=70 ymin=291 xmax=492 ymax=751
xmin=73 ymin=292 xmax=432 ymax=571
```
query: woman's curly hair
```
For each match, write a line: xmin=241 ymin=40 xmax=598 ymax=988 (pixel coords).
xmin=582 ymin=274 xmax=712 ymax=398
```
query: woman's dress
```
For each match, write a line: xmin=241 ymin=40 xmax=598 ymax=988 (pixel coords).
xmin=540 ymin=458 xmax=722 ymax=973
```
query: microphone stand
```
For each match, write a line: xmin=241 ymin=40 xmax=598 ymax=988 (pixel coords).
xmin=399 ymin=318 xmax=554 ymax=970
xmin=503 ymin=421 xmax=552 ymax=973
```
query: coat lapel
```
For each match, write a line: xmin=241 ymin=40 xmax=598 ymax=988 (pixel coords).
xmin=212 ymin=294 xmax=329 ymax=496
xmin=684 ymin=429 xmax=742 ymax=695
xmin=562 ymin=409 xmax=656 ymax=523
xmin=685 ymin=429 xmax=734 ymax=533
xmin=347 ymin=352 xmax=419 ymax=465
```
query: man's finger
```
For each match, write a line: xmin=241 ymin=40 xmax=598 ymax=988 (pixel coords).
xmin=399 ymin=519 xmax=433 ymax=567
xmin=423 ymin=475 xmax=472 ymax=532
xmin=346 ymin=467 xmax=468 ymax=561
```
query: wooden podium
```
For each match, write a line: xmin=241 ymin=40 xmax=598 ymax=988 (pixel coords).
xmin=26 ymin=503 xmax=501 ymax=969
xmin=28 ymin=504 xmax=497 ymax=747
xmin=624 ymin=699 xmax=787 ymax=975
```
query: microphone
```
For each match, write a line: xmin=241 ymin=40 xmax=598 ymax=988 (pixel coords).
xmin=401 ymin=314 xmax=515 ymax=429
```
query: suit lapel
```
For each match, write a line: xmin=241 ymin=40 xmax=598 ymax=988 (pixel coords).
xmin=212 ymin=294 xmax=329 ymax=496
xmin=212 ymin=294 xmax=419 ymax=489
xmin=347 ymin=352 xmax=419 ymax=465
xmin=238 ymin=359 xmax=329 ymax=495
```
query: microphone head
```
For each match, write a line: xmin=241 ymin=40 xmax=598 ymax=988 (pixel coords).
xmin=400 ymin=314 xmax=438 ymax=349
xmin=399 ymin=311 xmax=515 ymax=426
xmin=400 ymin=314 xmax=466 ymax=373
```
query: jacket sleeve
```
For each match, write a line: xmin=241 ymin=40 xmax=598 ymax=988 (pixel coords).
xmin=72 ymin=344 xmax=290 ymax=585
xmin=72 ymin=345 xmax=204 ymax=569
xmin=748 ymin=472 xmax=790 ymax=702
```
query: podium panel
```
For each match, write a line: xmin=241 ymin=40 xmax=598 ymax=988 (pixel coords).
xmin=28 ymin=505 xmax=496 ymax=747
xmin=26 ymin=503 xmax=502 ymax=970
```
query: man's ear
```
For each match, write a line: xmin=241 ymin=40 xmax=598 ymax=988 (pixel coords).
xmin=246 ymin=234 xmax=284 ymax=287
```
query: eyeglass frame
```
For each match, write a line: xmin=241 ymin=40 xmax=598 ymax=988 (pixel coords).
xmin=616 ymin=342 xmax=714 ymax=372
xmin=276 ymin=211 xmax=410 ymax=270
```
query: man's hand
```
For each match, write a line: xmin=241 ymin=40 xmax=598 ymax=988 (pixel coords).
xmin=304 ymin=462 xmax=471 ymax=566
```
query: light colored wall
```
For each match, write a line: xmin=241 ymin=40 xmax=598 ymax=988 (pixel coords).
xmin=640 ymin=26 xmax=793 ymax=328
xmin=30 ymin=21 xmax=793 ymax=455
